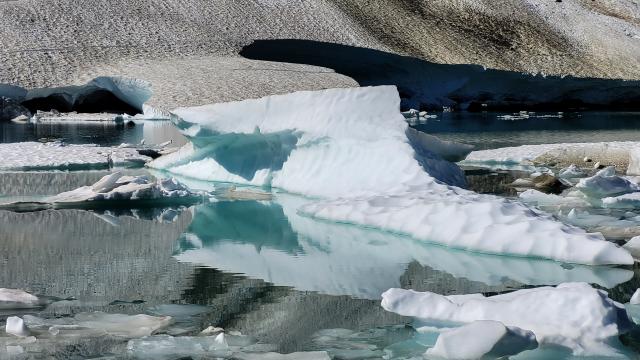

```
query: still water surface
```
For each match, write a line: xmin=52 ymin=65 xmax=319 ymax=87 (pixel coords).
xmin=1 ymin=114 xmax=640 ymax=358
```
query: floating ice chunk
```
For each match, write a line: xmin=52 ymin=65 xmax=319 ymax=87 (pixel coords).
xmin=381 ymin=283 xmax=632 ymax=355
xmin=127 ymin=334 xmax=230 ymax=359
xmin=558 ymin=164 xmax=587 ymax=179
xmin=0 ymin=173 xmax=206 ymax=210
xmin=576 ymin=167 xmax=639 ymax=198
xmin=300 ymin=189 xmax=633 ymax=265
xmin=0 ymin=289 xmax=40 ymax=308
xmin=5 ymin=317 xmax=30 ymax=337
xmin=624 ymin=236 xmax=640 ymax=260
xmin=518 ymin=189 xmax=589 ymax=208
xmin=0 ymin=142 xmax=151 ymax=171
xmin=426 ymin=320 xmax=537 ymax=359
xmin=631 ymin=289 xmax=640 ymax=305
xmin=73 ymin=312 xmax=171 ymax=338
xmin=603 ymin=192 xmax=640 ymax=209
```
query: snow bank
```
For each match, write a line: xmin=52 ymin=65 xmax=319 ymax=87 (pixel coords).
xmin=381 ymin=283 xmax=633 ymax=355
xmin=425 ymin=320 xmax=537 ymax=359
xmin=0 ymin=142 xmax=150 ymax=171
xmin=153 ymin=86 xmax=633 ymax=265
xmin=150 ymin=86 xmax=460 ymax=196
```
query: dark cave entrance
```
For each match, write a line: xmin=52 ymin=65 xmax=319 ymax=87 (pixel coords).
xmin=21 ymin=88 xmax=141 ymax=115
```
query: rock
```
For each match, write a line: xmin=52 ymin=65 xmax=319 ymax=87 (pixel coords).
xmin=6 ymin=316 xmax=30 ymax=337
xmin=594 ymin=161 xmax=605 ymax=169
xmin=532 ymin=174 xmax=569 ymax=193
xmin=584 ymin=156 xmax=593 ymax=163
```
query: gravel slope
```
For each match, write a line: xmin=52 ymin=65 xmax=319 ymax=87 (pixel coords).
xmin=1 ymin=0 xmax=638 ymax=106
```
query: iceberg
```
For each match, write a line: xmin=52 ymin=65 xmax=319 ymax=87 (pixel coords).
xmin=153 ymin=86 xmax=633 ymax=265
xmin=0 ymin=289 xmax=41 ymax=309
xmin=381 ymin=283 xmax=633 ymax=356
xmin=425 ymin=320 xmax=537 ymax=359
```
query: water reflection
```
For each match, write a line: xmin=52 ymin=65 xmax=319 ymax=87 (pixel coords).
xmin=0 ymin=120 xmax=186 ymax=147
xmin=173 ymin=194 xmax=633 ymax=300
xmin=414 ymin=111 xmax=640 ymax=150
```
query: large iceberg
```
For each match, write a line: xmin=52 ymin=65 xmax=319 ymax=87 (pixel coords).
xmin=381 ymin=283 xmax=633 ymax=356
xmin=151 ymin=86 xmax=632 ymax=265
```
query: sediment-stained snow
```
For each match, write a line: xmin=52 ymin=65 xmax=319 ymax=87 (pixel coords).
xmin=464 ymin=142 xmax=640 ymax=170
xmin=152 ymin=86 xmax=633 ymax=265
xmin=0 ymin=142 xmax=150 ymax=171
xmin=381 ymin=283 xmax=633 ymax=355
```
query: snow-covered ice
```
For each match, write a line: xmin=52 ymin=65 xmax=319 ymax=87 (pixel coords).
xmin=0 ymin=173 xmax=206 ymax=211
xmin=575 ymin=167 xmax=639 ymax=198
xmin=0 ymin=142 xmax=151 ymax=171
xmin=152 ymin=86 xmax=633 ymax=265
xmin=425 ymin=320 xmax=537 ymax=359
xmin=629 ymin=147 xmax=640 ymax=176
xmin=603 ymin=192 xmax=640 ymax=209
xmin=381 ymin=283 xmax=633 ymax=356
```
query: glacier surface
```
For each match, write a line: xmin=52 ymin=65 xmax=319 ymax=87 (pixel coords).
xmin=152 ymin=86 xmax=632 ymax=265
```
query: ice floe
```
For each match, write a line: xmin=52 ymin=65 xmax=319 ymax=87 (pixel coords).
xmin=425 ymin=320 xmax=537 ymax=359
xmin=558 ymin=164 xmax=587 ymax=179
xmin=0 ymin=289 xmax=41 ymax=309
xmin=381 ymin=283 xmax=633 ymax=356
xmin=575 ymin=167 xmax=639 ymax=198
xmin=6 ymin=317 xmax=31 ymax=337
xmin=624 ymin=236 xmax=640 ymax=260
xmin=0 ymin=142 xmax=151 ymax=171
xmin=0 ymin=172 xmax=207 ymax=211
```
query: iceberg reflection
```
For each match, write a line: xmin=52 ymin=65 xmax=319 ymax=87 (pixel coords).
xmin=174 ymin=195 xmax=633 ymax=299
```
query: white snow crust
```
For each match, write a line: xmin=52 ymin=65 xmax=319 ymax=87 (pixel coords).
xmin=152 ymin=86 xmax=632 ymax=265
xmin=0 ymin=142 xmax=150 ymax=171
xmin=381 ymin=283 xmax=633 ymax=356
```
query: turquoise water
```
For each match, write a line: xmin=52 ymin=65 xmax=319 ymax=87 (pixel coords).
xmin=1 ymin=115 xmax=640 ymax=358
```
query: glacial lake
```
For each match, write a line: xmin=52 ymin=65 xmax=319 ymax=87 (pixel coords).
xmin=1 ymin=113 xmax=640 ymax=358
